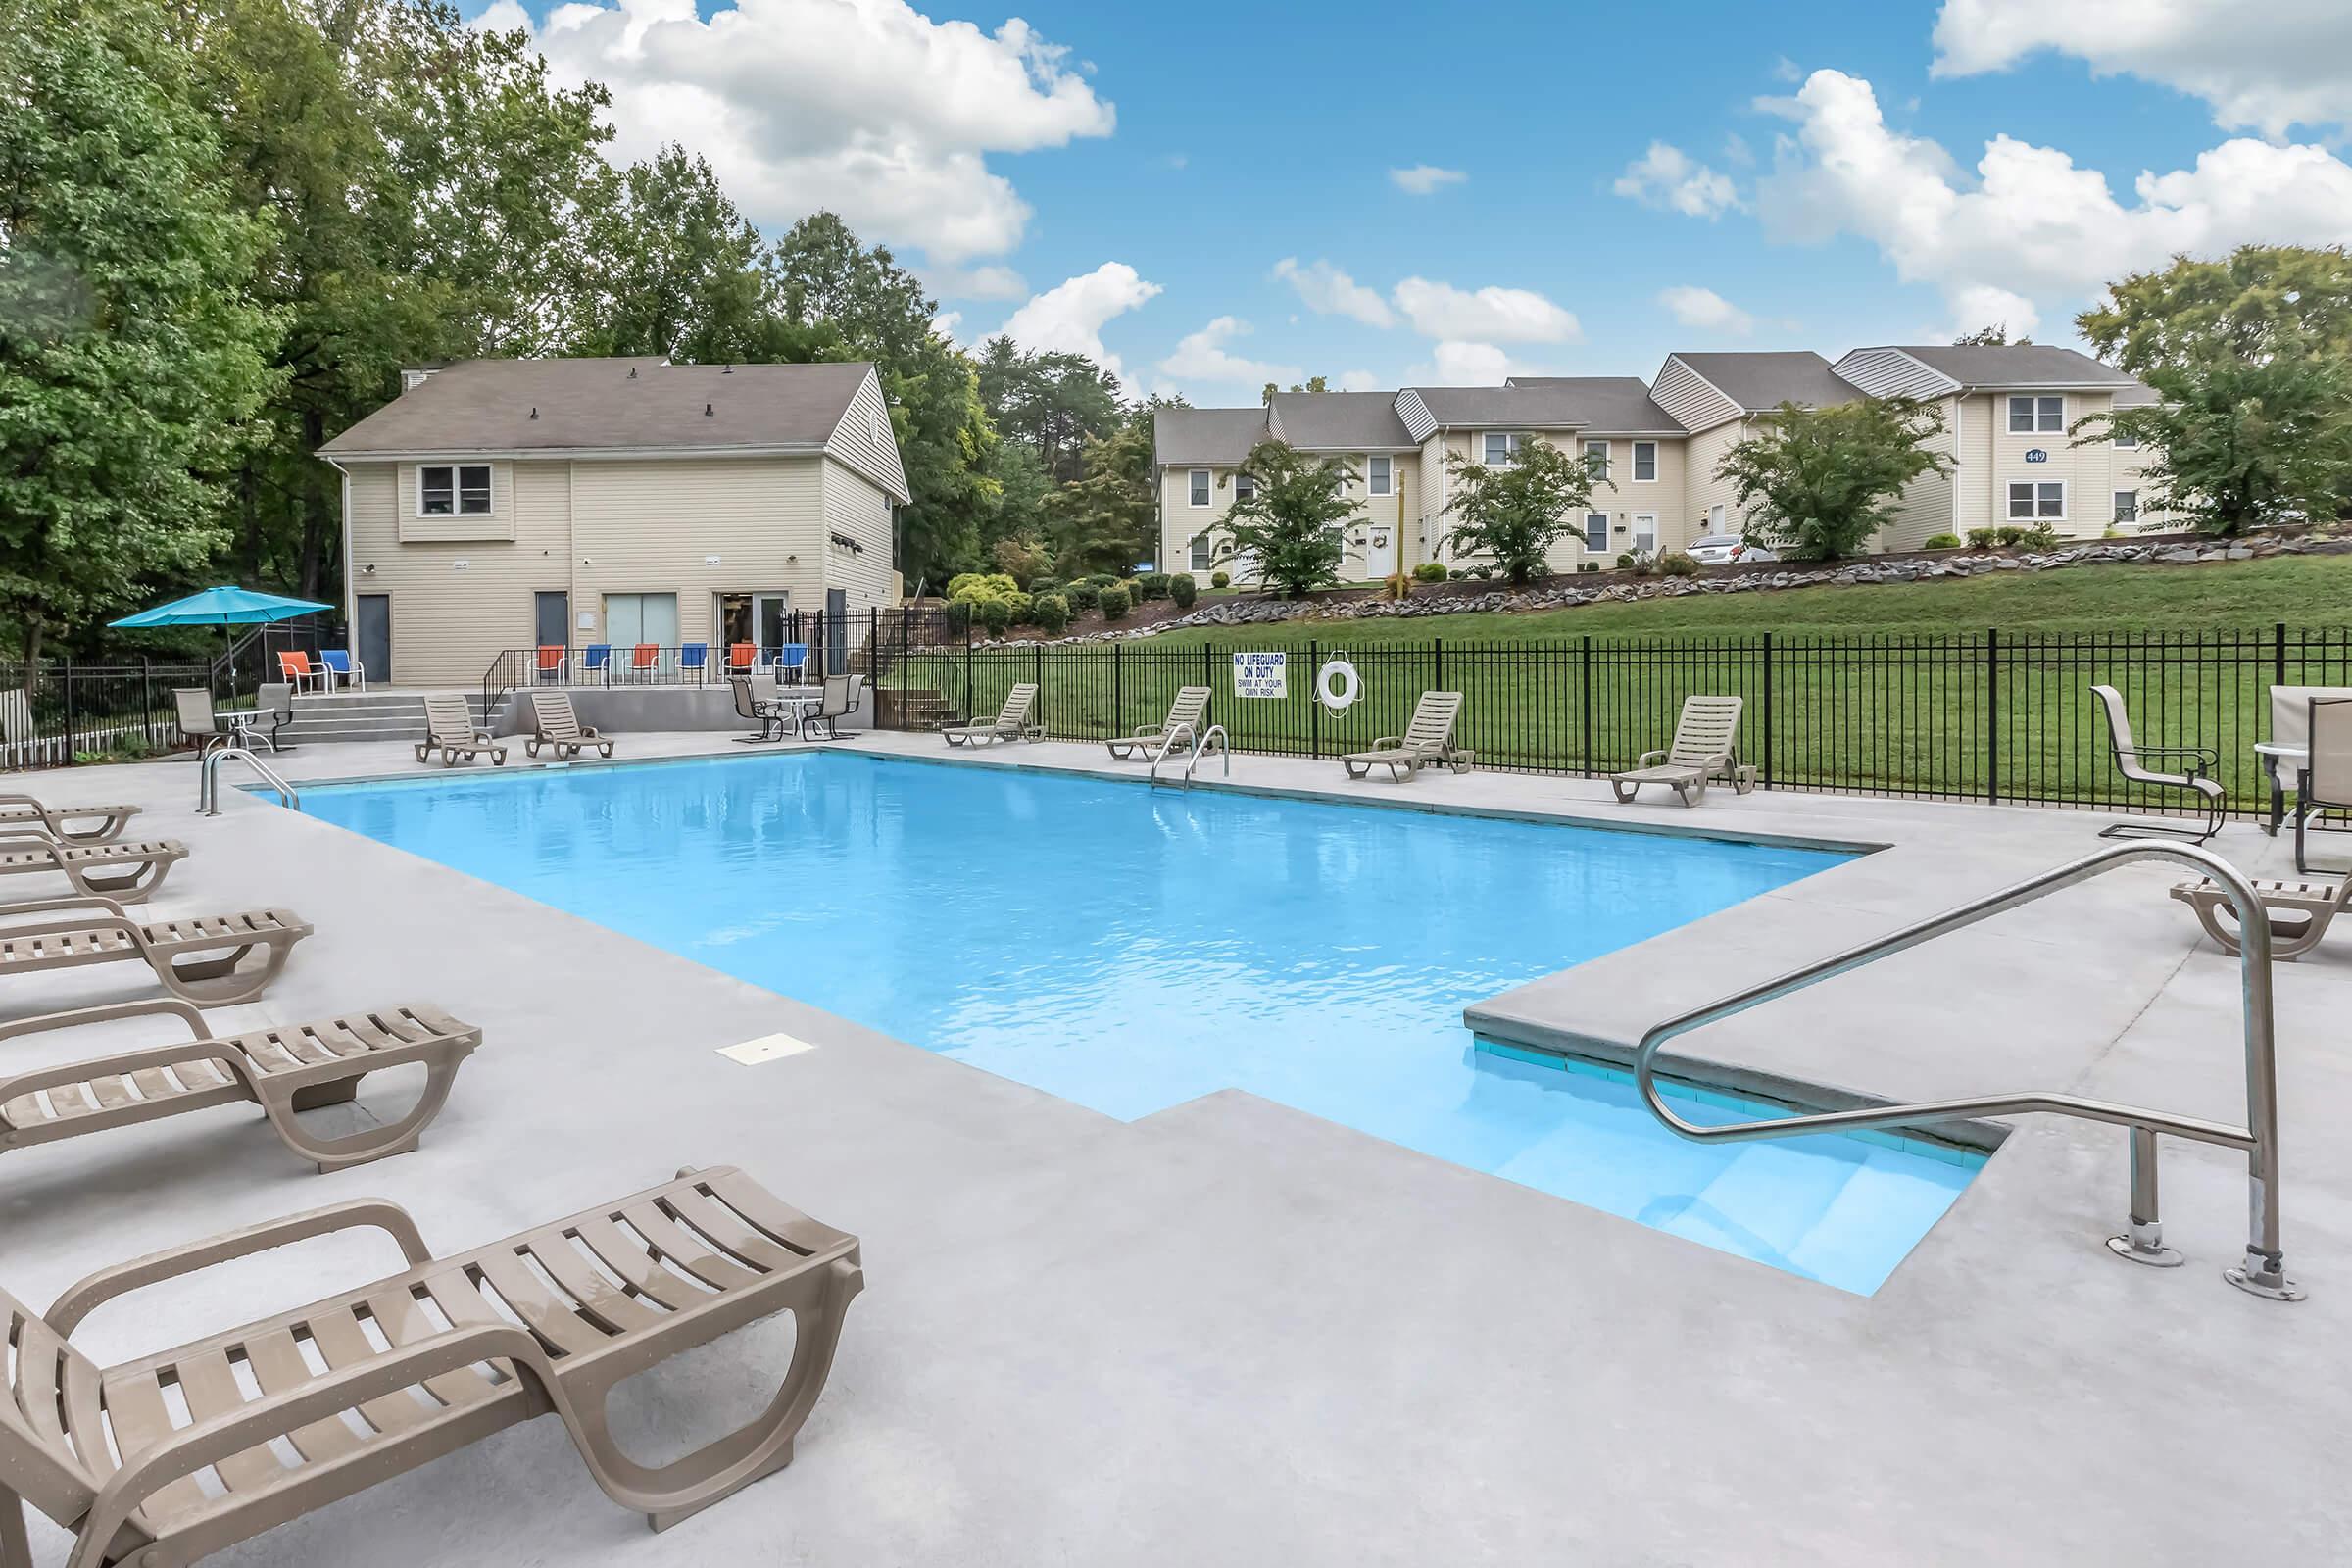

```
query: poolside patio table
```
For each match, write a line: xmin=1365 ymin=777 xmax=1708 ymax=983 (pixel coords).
xmin=2259 ymin=685 xmax=2352 ymax=833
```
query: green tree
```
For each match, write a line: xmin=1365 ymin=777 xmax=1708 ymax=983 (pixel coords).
xmin=1714 ymin=397 xmax=1952 ymax=561
xmin=1051 ymin=406 xmax=1156 ymax=576
xmin=2079 ymin=245 xmax=2352 ymax=371
xmin=1952 ymin=324 xmax=2027 ymax=346
xmin=1224 ymin=439 xmax=1352 ymax=595
xmin=2086 ymin=360 xmax=2352 ymax=535
xmin=0 ymin=0 xmax=281 ymax=661
xmin=575 ymin=144 xmax=767 ymax=362
xmin=976 ymin=336 xmax=1121 ymax=483
xmin=1259 ymin=374 xmax=1332 ymax=404
xmin=1438 ymin=436 xmax=1596 ymax=584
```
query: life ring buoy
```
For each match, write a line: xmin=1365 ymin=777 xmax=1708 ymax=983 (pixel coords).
xmin=1316 ymin=659 xmax=1361 ymax=711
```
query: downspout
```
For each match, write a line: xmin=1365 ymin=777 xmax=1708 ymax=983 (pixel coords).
xmin=321 ymin=455 xmax=353 ymax=652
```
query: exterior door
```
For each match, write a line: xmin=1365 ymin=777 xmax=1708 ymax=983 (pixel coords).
xmin=1632 ymin=513 xmax=1659 ymax=556
xmin=533 ymin=591 xmax=568 ymax=651
xmin=356 ymin=594 xmax=391 ymax=683
xmin=1365 ymin=523 xmax=1397 ymax=578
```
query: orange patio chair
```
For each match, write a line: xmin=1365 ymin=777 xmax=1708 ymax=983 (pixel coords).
xmin=631 ymin=643 xmax=659 ymax=682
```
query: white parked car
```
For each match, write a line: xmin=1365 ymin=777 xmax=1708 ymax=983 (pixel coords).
xmin=1686 ymin=533 xmax=1779 ymax=566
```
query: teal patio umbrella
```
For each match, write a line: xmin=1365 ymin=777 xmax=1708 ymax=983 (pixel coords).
xmin=111 ymin=585 xmax=334 ymax=665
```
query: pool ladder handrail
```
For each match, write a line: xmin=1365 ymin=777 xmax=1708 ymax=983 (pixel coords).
xmin=199 ymin=744 xmax=299 ymax=816
xmin=1629 ymin=840 xmax=2301 ymax=1300
xmin=1149 ymin=721 xmax=1231 ymax=789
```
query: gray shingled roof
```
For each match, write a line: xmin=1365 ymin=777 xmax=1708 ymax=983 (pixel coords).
xmin=1500 ymin=377 xmax=1688 ymax=433
xmin=1266 ymin=391 xmax=1416 ymax=450
xmin=1153 ymin=405 xmax=1269 ymax=466
xmin=1404 ymin=383 xmax=1604 ymax=428
xmin=318 ymin=358 xmax=878 ymax=457
xmin=1876 ymin=344 xmax=2141 ymax=388
xmin=1671 ymin=352 xmax=1859 ymax=413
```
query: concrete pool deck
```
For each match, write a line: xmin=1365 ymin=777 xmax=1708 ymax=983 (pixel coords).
xmin=5 ymin=732 xmax=2349 ymax=1564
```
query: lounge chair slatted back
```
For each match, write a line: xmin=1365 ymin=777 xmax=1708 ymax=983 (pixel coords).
xmin=526 ymin=691 xmax=614 ymax=760
xmin=1401 ymin=692 xmax=1462 ymax=752
xmin=417 ymin=695 xmax=505 ymax=766
xmin=0 ymin=1292 xmax=102 ymax=1523
xmin=1104 ymin=687 xmax=1212 ymax=760
xmin=1339 ymin=691 xmax=1473 ymax=781
xmin=1608 ymin=695 xmax=1751 ymax=806
xmin=996 ymin=682 xmax=1039 ymax=728
xmin=0 ymin=793 xmax=140 ymax=845
xmin=1667 ymin=696 xmax=1742 ymax=766
xmin=942 ymin=683 xmax=1040 ymax=746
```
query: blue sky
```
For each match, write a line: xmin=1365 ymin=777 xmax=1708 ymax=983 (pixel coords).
xmin=469 ymin=0 xmax=2352 ymax=403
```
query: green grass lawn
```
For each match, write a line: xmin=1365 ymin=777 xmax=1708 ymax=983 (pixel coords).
xmin=897 ymin=554 xmax=2352 ymax=814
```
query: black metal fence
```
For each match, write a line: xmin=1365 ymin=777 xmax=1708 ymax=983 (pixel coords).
xmin=0 ymin=661 xmax=216 ymax=770
xmin=879 ymin=625 xmax=2352 ymax=817
xmin=481 ymin=607 xmax=970 ymax=706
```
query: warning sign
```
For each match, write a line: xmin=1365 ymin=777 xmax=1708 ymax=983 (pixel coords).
xmin=1231 ymin=651 xmax=1288 ymax=699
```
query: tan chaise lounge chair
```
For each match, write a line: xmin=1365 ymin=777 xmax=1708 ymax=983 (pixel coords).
xmin=2171 ymin=874 xmax=2352 ymax=961
xmin=0 ymin=837 xmax=186 ymax=903
xmin=0 ymin=1166 xmax=861 ymax=1566
xmin=524 ymin=690 xmax=614 ymax=760
xmin=1341 ymin=691 xmax=1475 ymax=781
xmin=0 ymin=1000 xmax=478 ymax=1173
xmin=1609 ymin=695 xmax=1753 ymax=806
xmin=944 ymin=682 xmax=1042 ymax=747
xmin=0 ymin=794 xmax=139 ymax=846
xmin=0 ymin=897 xmax=310 ymax=1007
xmin=1106 ymin=686 xmax=1210 ymax=760
xmin=414 ymin=694 xmax=507 ymax=767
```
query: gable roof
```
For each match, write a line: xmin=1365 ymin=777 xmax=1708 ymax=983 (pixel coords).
xmin=1400 ymin=383 xmax=1601 ymax=430
xmin=318 ymin=358 xmax=887 ymax=463
xmin=1666 ymin=351 xmax=1860 ymax=414
xmin=1499 ymin=377 xmax=1688 ymax=434
xmin=1265 ymin=390 xmax=1417 ymax=450
xmin=1857 ymin=343 xmax=2144 ymax=390
xmin=1152 ymin=405 xmax=1269 ymax=466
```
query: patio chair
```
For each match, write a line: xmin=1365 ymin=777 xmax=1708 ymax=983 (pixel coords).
xmin=943 ymin=683 xmax=1042 ymax=747
xmin=536 ymin=644 xmax=568 ymax=683
xmin=1106 ymin=686 xmax=1211 ymax=760
xmin=580 ymin=644 xmax=613 ymax=685
xmin=727 ymin=641 xmax=758 ymax=676
xmin=524 ymin=690 xmax=614 ymax=760
xmin=415 ymin=694 xmax=507 ymax=767
xmin=776 ymin=642 xmax=810 ymax=684
xmin=1340 ymin=691 xmax=1475 ymax=781
xmin=678 ymin=643 xmax=710 ymax=684
xmin=274 ymin=651 xmax=325 ymax=694
xmin=2293 ymin=696 xmax=2352 ymax=873
xmin=729 ymin=675 xmax=791 ymax=744
xmin=2090 ymin=684 xmax=2224 ymax=843
xmin=0 ymin=835 xmax=186 ymax=903
xmin=1608 ymin=696 xmax=1752 ymax=807
xmin=0 ymin=896 xmax=310 ymax=1006
xmin=0 ymin=999 xmax=478 ymax=1173
xmin=795 ymin=674 xmax=863 ymax=742
xmin=173 ymin=688 xmax=228 ymax=758
xmin=629 ymin=643 xmax=660 ymax=682
xmin=0 ymin=793 xmax=140 ymax=846
xmin=0 ymin=1165 xmax=860 ymax=1564
xmin=2171 ymin=874 xmax=2351 ymax=962
xmin=318 ymin=649 xmax=365 ymax=691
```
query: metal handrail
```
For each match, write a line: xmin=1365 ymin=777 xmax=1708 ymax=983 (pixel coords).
xmin=199 ymin=745 xmax=299 ymax=816
xmin=1148 ymin=720 xmax=1199 ymax=788
xmin=1184 ymin=724 xmax=1231 ymax=787
xmin=1630 ymin=840 xmax=2301 ymax=1300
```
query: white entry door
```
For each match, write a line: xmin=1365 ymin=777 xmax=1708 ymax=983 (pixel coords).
xmin=1365 ymin=523 xmax=1397 ymax=578
xmin=1632 ymin=514 xmax=1659 ymax=556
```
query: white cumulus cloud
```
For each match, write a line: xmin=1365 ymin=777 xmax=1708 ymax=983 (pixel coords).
xmin=1392 ymin=278 xmax=1581 ymax=345
xmin=1156 ymin=317 xmax=1302 ymax=389
xmin=1337 ymin=368 xmax=1380 ymax=392
xmin=923 ymin=263 xmax=1029 ymax=301
xmin=1657 ymin=285 xmax=1754 ymax=334
xmin=1612 ymin=141 xmax=1740 ymax=219
xmin=1931 ymin=0 xmax=2352 ymax=139
xmin=1754 ymin=68 xmax=2352 ymax=341
xmin=1271 ymin=258 xmax=1395 ymax=328
xmin=475 ymin=0 xmax=1114 ymax=264
xmin=1390 ymin=164 xmax=1468 ymax=195
xmin=996 ymin=263 xmax=1161 ymax=385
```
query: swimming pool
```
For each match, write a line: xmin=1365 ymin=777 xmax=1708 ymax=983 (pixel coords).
xmin=299 ymin=752 xmax=1980 ymax=1293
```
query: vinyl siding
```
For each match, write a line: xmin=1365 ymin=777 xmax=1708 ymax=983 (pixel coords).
xmin=1874 ymin=395 xmax=1961 ymax=551
xmin=569 ymin=458 xmax=824 ymax=646
xmin=1832 ymin=348 xmax=1953 ymax=401
xmin=1956 ymin=390 xmax=2135 ymax=539
xmin=819 ymin=462 xmax=899 ymax=615
xmin=395 ymin=460 xmax=515 ymax=542
xmin=822 ymin=368 xmax=912 ymax=502
xmin=346 ymin=460 xmax=564 ymax=685
xmin=1160 ymin=458 xmax=1415 ymax=581
xmin=1683 ymin=420 xmax=1750 ymax=538
xmin=1651 ymin=357 xmax=1743 ymax=433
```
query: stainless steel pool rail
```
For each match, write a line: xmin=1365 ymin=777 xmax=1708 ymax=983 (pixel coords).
xmin=199 ymin=745 xmax=299 ymax=816
xmin=1184 ymin=725 xmax=1231 ymax=787
xmin=1147 ymin=721 xmax=1196 ymax=787
xmin=1629 ymin=841 xmax=2302 ymax=1300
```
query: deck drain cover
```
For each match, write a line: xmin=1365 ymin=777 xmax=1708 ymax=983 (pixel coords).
xmin=718 ymin=1032 xmax=815 ymax=1066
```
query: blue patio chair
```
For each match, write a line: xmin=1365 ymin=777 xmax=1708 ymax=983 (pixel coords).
xmin=776 ymin=642 xmax=809 ymax=684
xmin=678 ymin=642 xmax=709 ymax=683
xmin=318 ymin=648 xmax=364 ymax=691
xmin=581 ymin=644 xmax=612 ymax=684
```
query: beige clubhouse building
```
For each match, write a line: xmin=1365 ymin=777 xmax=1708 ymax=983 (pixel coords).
xmin=318 ymin=358 xmax=908 ymax=685
xmin=1154 ymin=343 xmax=2165 ymax=581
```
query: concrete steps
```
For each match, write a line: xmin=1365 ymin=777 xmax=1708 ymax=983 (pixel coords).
xmin=280 ymin=690 xmax=490 ymax=745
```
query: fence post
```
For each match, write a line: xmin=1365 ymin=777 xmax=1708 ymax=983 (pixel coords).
xmin=964 ymin=640 xmax=974 ymax=722
xmin=1310 ymin=639 xmax=1320 ymax=759
xmin=1033 ymin=642 xmax=1044 ymax=733
xmin=61 ymin=659 xmax=75 ymax=760
xmin=1114 ymin=639 xmax=1123 ymax=731
xmin=1760 ymin=631 xmax=1774 ymax=788
xmin=1984 ymin=627 xmax=2000 ymax=805
xmin=140 ymin=656 xmax=153 ymax=746
xmin=2275 ymin=620 xmax=2287 ymax=690
xmin=1580 ymin=636 xmax=1593 ymax=776
xmin=1433 ymin=637 xmax=1444 ymax=693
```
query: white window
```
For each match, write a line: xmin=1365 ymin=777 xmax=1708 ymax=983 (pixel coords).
xmin=1188 ymin=468 xmax=1211 ymax=507
xmin=1233 ymin=472 xmax=1256 ymax=503
xmin=1190 ymin=534 xmax=1212 ymax=570
xmin=1584 ymin=513 xmax=1609 ymax=552
xmin=1482 ymin=431 xmax=1521 ymax=466
xmin=1365 ymin=454 xmax=1393 ymax=496
xmin=2114 ymin=489 xmax=2138 ymax=524
xmin=2008 ymin=395 xmax=2064 ymax=433
xmin=419 ymin=464 xmax=491 ymax=516
xmin=2113 ymin=430 xmax=2139 ymax=450
xmin=2008 ymin=481 xmax=2066 ymax=519
xmin=1632 ymin=441 xmax=1658 ymax=482
xmin=1582 ymin=439 xmax=1610 ymax=478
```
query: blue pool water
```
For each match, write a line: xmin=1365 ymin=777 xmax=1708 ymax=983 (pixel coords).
xmin=298 ymin=753 xmax=1980 ymax=1293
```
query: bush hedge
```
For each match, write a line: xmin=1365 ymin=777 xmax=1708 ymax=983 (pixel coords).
xmin=1210 ymin=570 xmax=1231 ymax=589
xmin=1032 ymin=593 xmax=1069 ymax=634
xmin=1413 ymin=562 xmax=1449 ymax=582
xmin=1169 ymin=574 xmax=1198 ymax=609
xmin=1923 ymin=533 xmax=1962 ymax=550
xmin=1097 ymin=584 xmax=1130 ymax=620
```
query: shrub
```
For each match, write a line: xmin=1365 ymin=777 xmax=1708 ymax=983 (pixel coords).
xmin=1210 ymin=570 xmax=1231 ymax=589
xmin=2015 ymin=523 xmax=2059 ymax=551
xmin=947 ymin=571 xmax=1020 ymax=604
xmin=1064 ymin=580 xmax=1100 ymax=612
xmin=1027 ymin=577 xmax=1061 ymax=598
xmin=1169 ymin=574 xmax=1198 ymax=609
xmin=1615 ymin=553 xmax=1637 ymax=569
xmin=1032 ymin=593 xmax=1069 ymax=634
xmin=1993 ymin=524 xmax=2027 ymax=546
xmin=1922 ymin=532 xmax=1962 ymax=550
xmin=1003 ymin=590 xmax=1034 ymax=625
xmin=1137 ymin=572 xmax=1170 ymax=602
xmin=1413 ymin=561 xmax=1449 ymax=582
xmin=1659 ymin=551 xmax=1698 ymax=577
xmin=1097 ymin=584 xmax=1131 ymax=619
xmin=972 ymin=596 xmax=1014 ymax=635
xmin=1578 ymin=561 xmax=1600 ymax=573
xmin=1630 ymin=555 xmax=1659 ymax=578
xmin=1449 ymin=565 xmax=1492 ymax=581
xmin=1966 ymin=527 xmax=1999 ymax=549
xmin=991 ymin=535 xmax=1052 ymax=585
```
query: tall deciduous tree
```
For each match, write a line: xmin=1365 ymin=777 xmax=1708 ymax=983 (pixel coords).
xmin=0 ymin=0 xmax=281 ymax=660
xmin=2079 ymin=245 xmax=2352 ymax=371
xmin=1224 ymin=439 xmax=1353 ymax=595
xmin=1439 ymin=437 xmax=1596 ymax=584
xmin=1714 ymin=397 xmax=1952 ymax=561
xmin=576 ymin=144 xmax=767 ymax=362
xmin=1051 ymin=405 xmax=1158 ymax=576
xmin=976 ymin=336 xmax=1122 ymax=484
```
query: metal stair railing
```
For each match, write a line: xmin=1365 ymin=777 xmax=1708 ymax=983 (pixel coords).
xmin=1147 ymin=720 xmax=1198 ymax=787
xmin=199 ymin=745 xmax=299 ymax=816
xmin=1183 ymin=724 xmax=1230 ymax=787
xmin=1630 ymin=840 xmax=2302 ymax=1300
